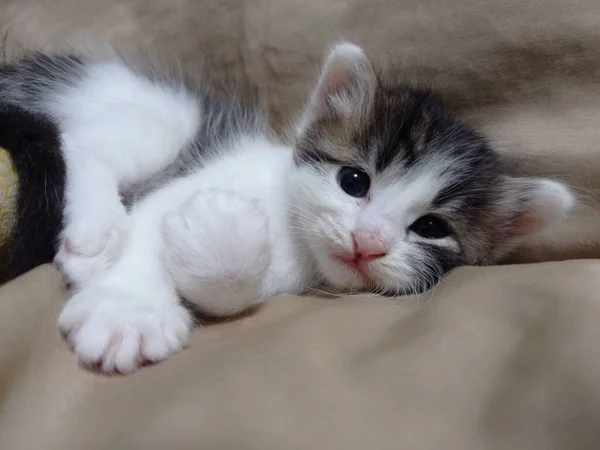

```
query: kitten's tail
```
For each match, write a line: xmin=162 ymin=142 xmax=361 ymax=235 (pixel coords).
xmin=0 ymin=103 xmax=65 ymax=283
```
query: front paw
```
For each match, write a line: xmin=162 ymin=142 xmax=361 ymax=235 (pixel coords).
xmin=57 ymin=286 xmax=193 ymax=374
xmin=162 ymin=190 xmax=271 ymax=316
xmin=55 ymin=208 xmax=128 ymax=286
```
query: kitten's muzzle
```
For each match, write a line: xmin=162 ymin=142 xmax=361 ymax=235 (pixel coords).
xmin=351 ymin=230 xmax=388 ymax=261
xmin=330 ymin=230 xmax=388 ymax=280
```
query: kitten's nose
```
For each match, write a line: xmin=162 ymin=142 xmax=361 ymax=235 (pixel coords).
xmin=352 ymin=229 xmax=387 ymax=261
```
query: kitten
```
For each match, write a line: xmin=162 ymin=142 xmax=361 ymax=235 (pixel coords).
xmin=0 ymin=44 xmax=573 ymax=373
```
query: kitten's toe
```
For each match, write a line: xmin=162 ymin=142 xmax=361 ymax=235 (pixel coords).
xmin=57 ymin=286 xmax=193 ymax=374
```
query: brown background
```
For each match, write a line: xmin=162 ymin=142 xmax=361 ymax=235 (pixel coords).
xmin=3 ymin=0 xmax=600 ymax=262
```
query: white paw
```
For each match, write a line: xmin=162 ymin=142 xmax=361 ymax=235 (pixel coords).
xmin=55 ymin=207 xmax=128 ymax=286
xmin=162 ymin=189 xmax=271 ymax=316
xmin=57 ymin=285 xmax=193 ymax=374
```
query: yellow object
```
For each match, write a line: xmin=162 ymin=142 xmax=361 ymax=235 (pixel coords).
xmin=0 ymin=146 xmax=18 ymax=247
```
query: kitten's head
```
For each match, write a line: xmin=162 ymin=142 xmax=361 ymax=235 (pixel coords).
xmin=288 ymin=43 xmax=574 ymax=295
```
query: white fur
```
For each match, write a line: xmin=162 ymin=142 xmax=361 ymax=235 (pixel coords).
xmin=529 ymin=179 xmax=576 ymax=222
xmin=285 ymin=151 xmax=467 ymax=293
xmin=162 ymin=189 xmax=271 ymax=316
xmin=54 ymin=44 xmax=573 ymax=373
xmin=54 ymin=61 xmax=201 ymax=285
xmin=57 ymin=123 xmax=310 ymax=372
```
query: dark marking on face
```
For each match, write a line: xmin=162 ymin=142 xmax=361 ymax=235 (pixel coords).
xmin=294 ymin=143 xmax=343 ymax=166
xmin=371 ymin=89 xmax=428 ymax=173
xmin=418 ymin=243 xmax=462 ymax=275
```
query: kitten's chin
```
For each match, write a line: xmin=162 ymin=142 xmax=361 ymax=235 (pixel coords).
xmin=307 ymin=244 xmax=417 ymax=295
xmin=313 ymin=252 xmax=371 ymax=293
xmin=313 ymin=250 xmax=423 ymax=296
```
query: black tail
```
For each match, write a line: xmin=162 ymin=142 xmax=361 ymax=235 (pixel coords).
xmin=0 ymin=103 xmax=65 ymax=283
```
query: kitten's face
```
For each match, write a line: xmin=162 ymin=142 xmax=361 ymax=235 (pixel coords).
xmin=288 ymin=44 xmax=573 ymax=295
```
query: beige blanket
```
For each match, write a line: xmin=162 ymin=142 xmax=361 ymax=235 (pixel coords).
xmin=1 ymin=0 xmax=600 ymax=448
xmin=2 ymin=263 xmax=600 ymax=449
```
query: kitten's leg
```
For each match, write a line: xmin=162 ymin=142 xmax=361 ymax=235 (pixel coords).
xmin=57 ymin=189 xmax=193 ymax=374
xmin=162 ymin=190 xmax=271 ymax=317
xmin=54 ymin=145 xmax=128 ymax=286
xmin=51 ymin=62 xmax=201 ymax=285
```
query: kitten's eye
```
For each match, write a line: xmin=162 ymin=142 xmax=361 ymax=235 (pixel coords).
xmin=408 ymin=215 xmax=451 ymax=239
xmin=338 ymin=166 xmax=371 ymax=198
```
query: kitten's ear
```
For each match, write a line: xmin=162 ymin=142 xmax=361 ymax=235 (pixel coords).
xmin=299 ymin=43 xmax=377 ymax=131
xmin=498 ymin=176 xmax=574 ymax=244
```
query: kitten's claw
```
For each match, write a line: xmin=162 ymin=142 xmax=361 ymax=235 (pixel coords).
xmin=162 ymin=189 xmax=271 ymax=316
xmin=54 ymin=207 xmax=128 ymax=286
xmin=57 ymin=286 xmax=193 ymax=374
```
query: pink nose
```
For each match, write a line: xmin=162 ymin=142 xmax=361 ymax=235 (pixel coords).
xmin=352 ymin=229 xmax=387 ymax=261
